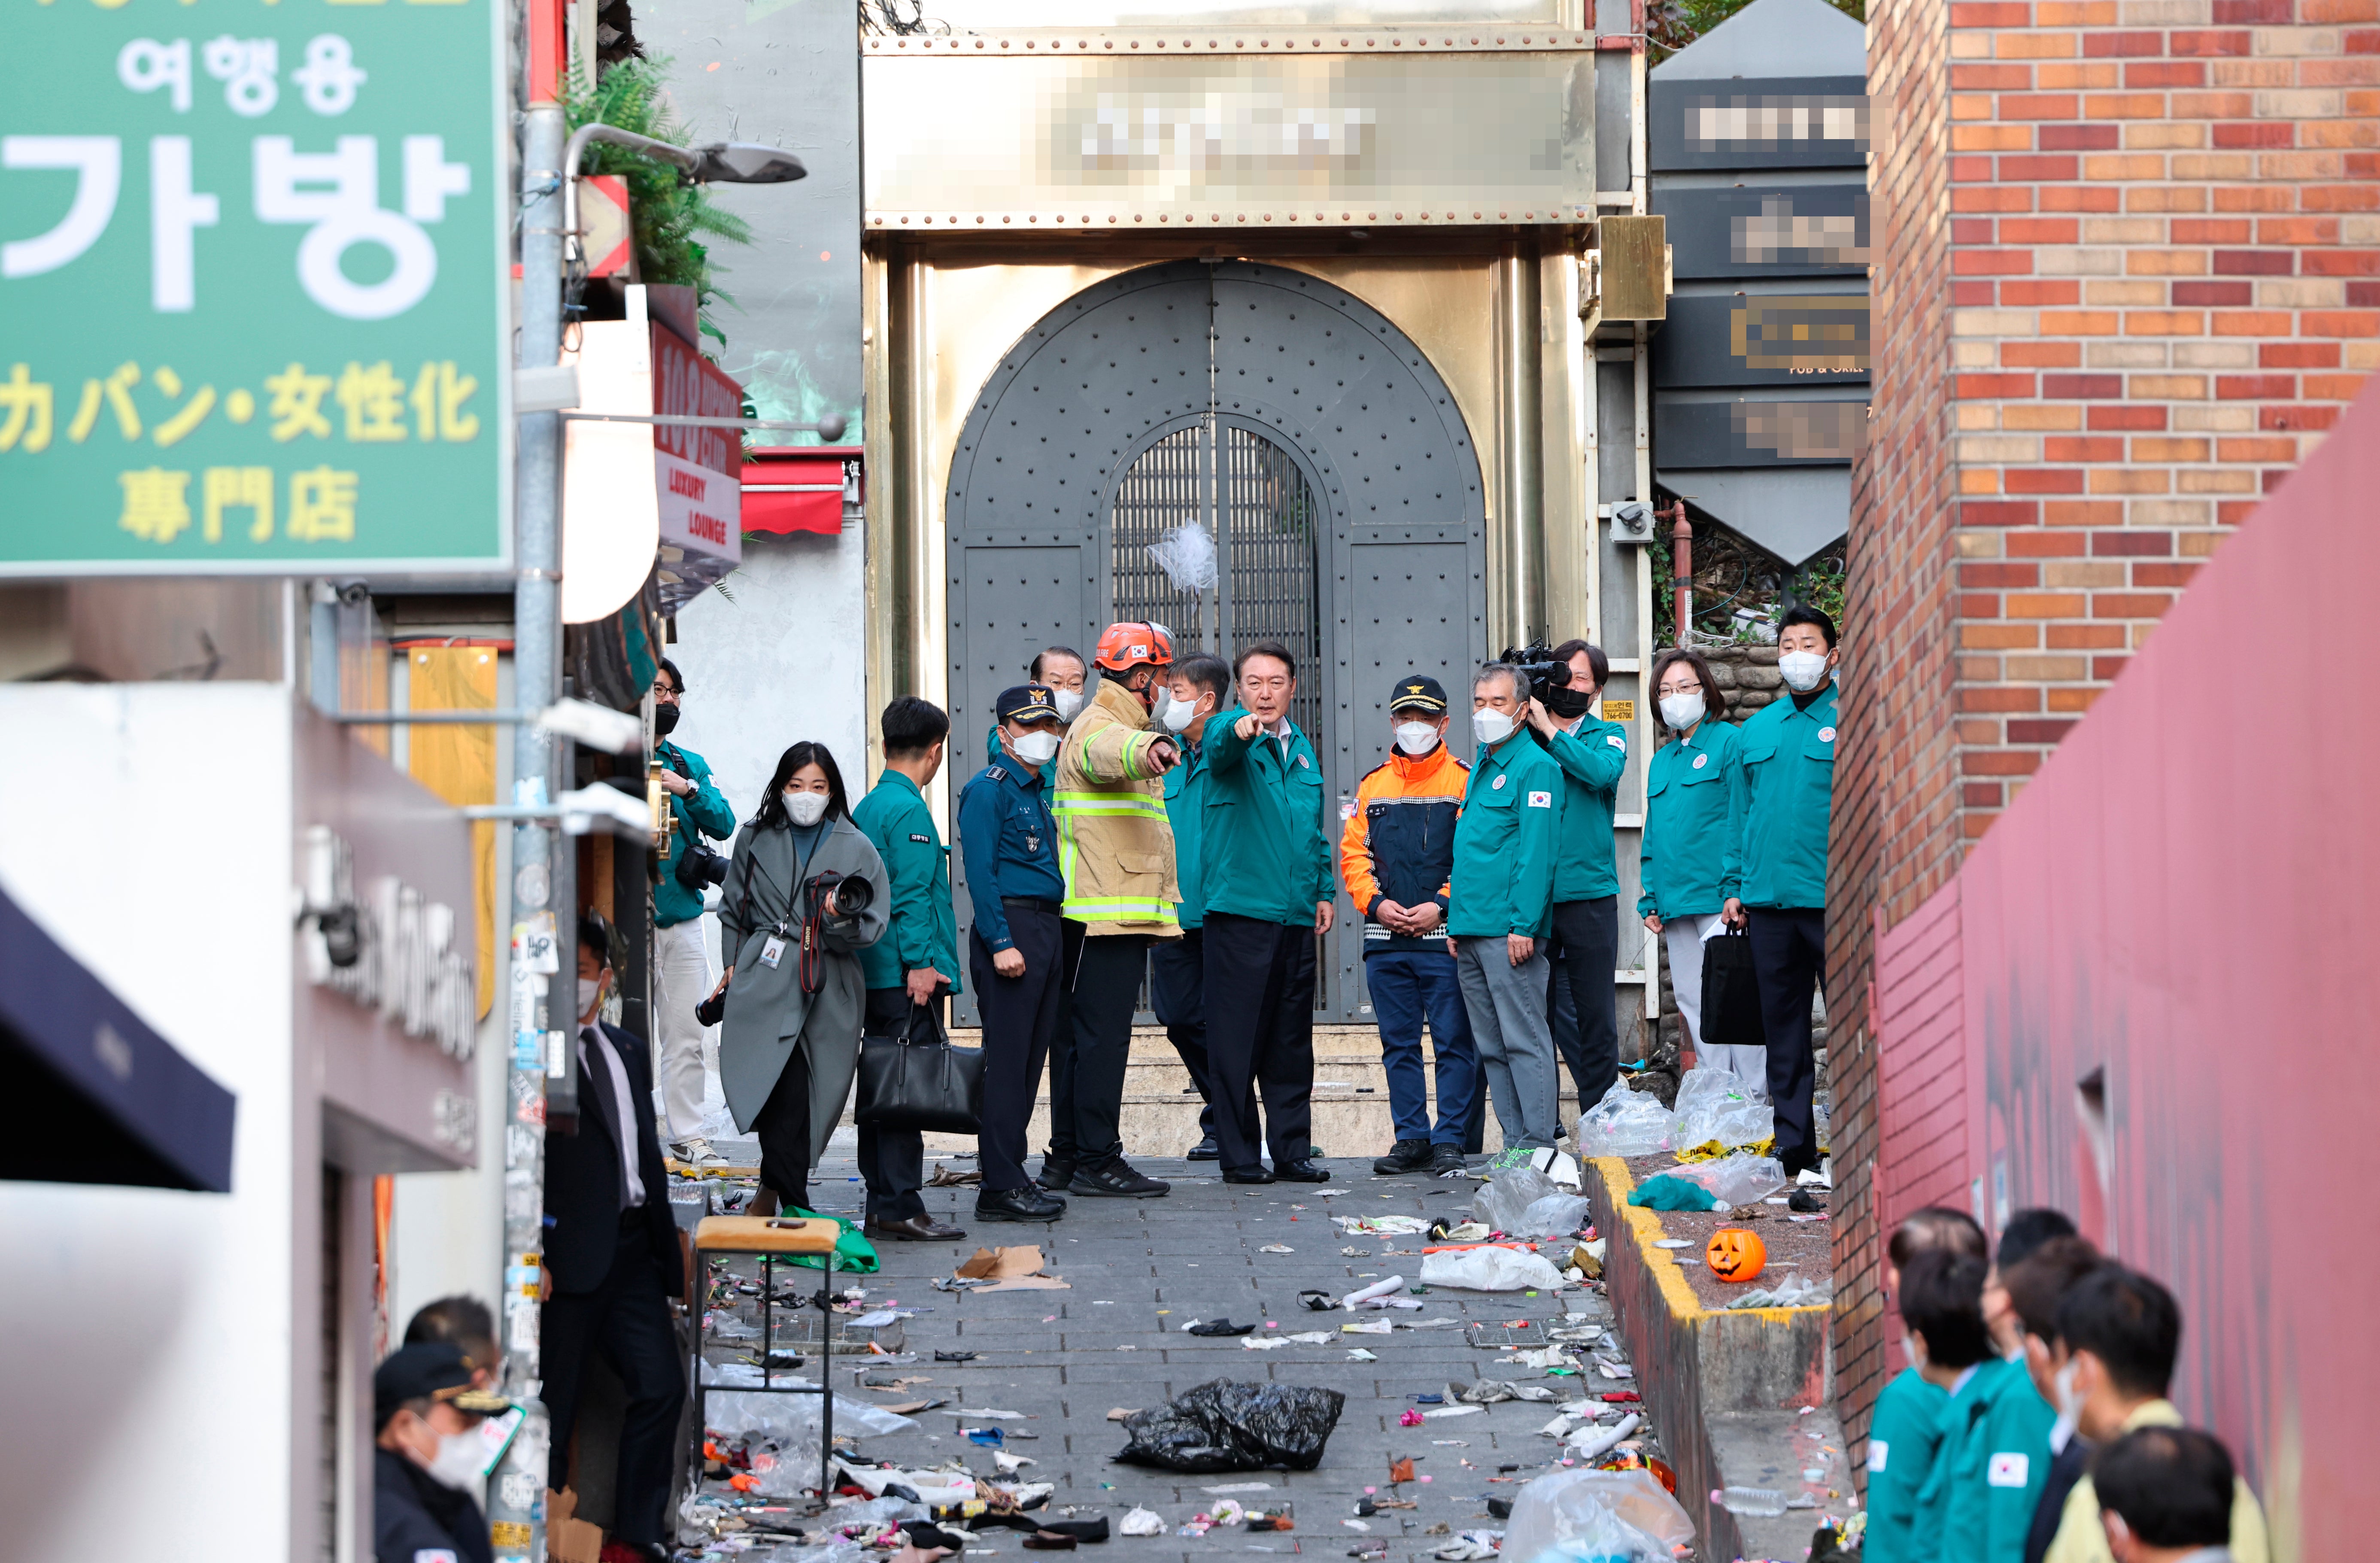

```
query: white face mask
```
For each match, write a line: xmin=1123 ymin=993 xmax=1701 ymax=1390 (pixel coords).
xmin=1052 ymin=688 xmax=1085 ymax=721
xmin=1659 ymin=692 xmax=1706 ymax=731
xmin=577 ymin=976 xmax=602 ymax=1014
xmin=2051 ymin=1357 xmax=2084 ymax=1421
xmin=1778 ymin=649 xmax=1831 ymax=693
xmin=423 ymin=1427 xmax=488 ymax=1491
xmin=1011 ymin=729 xmax=1059 ymax=766
xmin=784 ymin=790 xmax=829 ymax=827
xmin=1472 ymin=708 xmax=1516 ymax=746
xmin=1394 ymin=721 xmax=1440 ymax=757
xmin=1162 ymin=694 xmax=1202 ymax=733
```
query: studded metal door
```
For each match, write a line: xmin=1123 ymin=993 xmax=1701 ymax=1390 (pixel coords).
xmin=947 ymin=260 xmax=1487 ymax=1023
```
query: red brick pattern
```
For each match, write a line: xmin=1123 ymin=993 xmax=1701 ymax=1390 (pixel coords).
xmin=1831 ymin=0 xmax=2373 ymax=1469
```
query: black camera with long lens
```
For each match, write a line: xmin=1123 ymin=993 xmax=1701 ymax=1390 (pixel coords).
xmin=804 ymin=870 xmax=874 ymax=921
xmin=1498 ymin=639 xmax=1597 ymax=720
xmin=674 ymin=839 xmax=730 ymax=892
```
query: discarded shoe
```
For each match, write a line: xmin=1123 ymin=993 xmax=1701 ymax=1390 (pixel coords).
xmin=1372 ymin=1138 xmax=1433 ymax=1175
xmin=1788 ymin=1187 xmax=1827 ymax=1214
xmin=1070 ymin=1157 xmax=1172 ymax=1198
xmin=1188 ymin=1318 xmax=1258 ymax=1337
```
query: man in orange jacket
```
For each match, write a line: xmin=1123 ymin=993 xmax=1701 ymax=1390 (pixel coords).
xmin=1339 ymin=675 xmax=1479 ymax=1177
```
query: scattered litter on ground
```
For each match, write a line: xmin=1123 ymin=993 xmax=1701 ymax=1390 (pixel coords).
xmin=1118 ymin=1508 xmax=1165 ymax=1537
xmin=1341 ymin=1275 xmax=1413 ymax=1310
xmin=1190 ymin=1319 xmax=1257 ymax=1337
xmin=935 ymin=1350 xmax=978 ymax=1362
xmin=1723 ymin=1273 xmax=1834 ymax=1309
xmin=1347 ymin=1348 xmax=1378 ymax=1361
xmin=1342 ymin=1319 xmax=1393 ymax=1335
xmin=1576 ymin=1077 xmax=1679 ymax=1157
xmin=1334 ymin=1215 xmax=1433 ymax=1236
xmin=1650 ymin=1239 xmax=1694 ymax=1250
xmin=1200 ymin=1483 xmax=1277 ymax=1495
xmin=954 ymin=1247 xmax=1069 ymax=1293
xmin=1259 ymin=1244 xmax=1295 ymax=1254
xmin=1423 ymin=1405 xmax=1483 ymax=1419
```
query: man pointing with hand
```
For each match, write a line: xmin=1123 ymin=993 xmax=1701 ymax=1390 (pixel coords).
xmin=1200 ymin=641 xmax=1336 ymax=1185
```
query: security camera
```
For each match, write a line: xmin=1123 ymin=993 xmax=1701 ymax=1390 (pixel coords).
xmin=1611 ymin=501 xmax=1654 ymax=544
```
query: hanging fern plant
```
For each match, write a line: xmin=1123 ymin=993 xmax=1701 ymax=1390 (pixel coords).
xmin=564 ymin=56 xmax=753 ymax=344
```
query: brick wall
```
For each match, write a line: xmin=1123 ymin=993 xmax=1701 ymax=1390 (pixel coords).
xmin=1831 ymin=0 xmax=2376 ymax=1470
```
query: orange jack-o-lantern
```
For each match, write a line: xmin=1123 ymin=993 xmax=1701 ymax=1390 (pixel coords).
xmin=1705 ymin=1227 xmax=1767 ymax=1283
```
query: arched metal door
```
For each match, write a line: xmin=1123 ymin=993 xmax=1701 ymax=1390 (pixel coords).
xmin=946 ymin=260 xmax=1488 ymax=1023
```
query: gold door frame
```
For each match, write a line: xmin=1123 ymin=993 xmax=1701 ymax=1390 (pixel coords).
xmin=860 ymin=231 xmax=1594 ymax=817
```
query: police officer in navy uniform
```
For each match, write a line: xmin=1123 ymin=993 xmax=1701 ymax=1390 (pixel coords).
xmin=373 ymin=1340 xmax=509 ymax=1563
xmin=956 ymin=684 xmax=1072 ymax=1224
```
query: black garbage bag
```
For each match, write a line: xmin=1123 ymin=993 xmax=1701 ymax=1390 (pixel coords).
xmin=1114 ymin=1378 xmax=1347 ymax=1473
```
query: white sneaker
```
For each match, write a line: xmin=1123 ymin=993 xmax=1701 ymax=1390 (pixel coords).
xmin=673 ymin=1137 xmax=729 ymax=1168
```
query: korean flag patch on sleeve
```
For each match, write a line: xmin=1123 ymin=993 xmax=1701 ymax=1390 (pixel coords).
xmin=1986 ymin=1452 xmax=2030 ymax=1487
xmin=1606 ymin=733 xmax=1625 ymax=750
xmin=1867 ymin=1439 xmax=1890 ymax=1474
xmin=1526 ymin=790 xmax=1553 ymax=808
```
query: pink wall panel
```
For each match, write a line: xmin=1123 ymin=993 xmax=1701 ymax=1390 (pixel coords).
xmin=1870 ymin=380 xmax=2380 ymax=1556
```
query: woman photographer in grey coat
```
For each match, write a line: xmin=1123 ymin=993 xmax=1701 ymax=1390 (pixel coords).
xmin=717 ymin=741 xmax=889 ymax=1215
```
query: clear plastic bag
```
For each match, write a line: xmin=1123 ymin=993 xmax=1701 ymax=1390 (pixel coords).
xmin=1575 ymin=1078 xmax=1679 ymax=1158
xmin=1502 ymin=1469 xmax=1696 ymax=1563
xmin=1418 ymin=1246 xmax=1569 ymax=1292
xmin=1671 ymin=1068 xmax=1774 ymax=1151
xmin=1723 ymin=1272 xmax=1833 ymax=1310
xmin=1667 ymin=1152 xmax=1787 ymax=1208
xmin=1516 ymin=1192 xmax=1596 ymax=1238
xmin=1473 ymin=1168 xmax=1561 ymax=1233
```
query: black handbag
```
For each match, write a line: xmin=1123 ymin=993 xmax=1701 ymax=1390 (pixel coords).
xmin=1697 ymin=924 xmax=1768 ymax=1051
xmin=856 ymin=1002 xmax=985 ymax=1134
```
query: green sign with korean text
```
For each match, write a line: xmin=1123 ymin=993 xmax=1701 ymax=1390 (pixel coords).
xmin=2 ymin=0 xmax=510 ymax=575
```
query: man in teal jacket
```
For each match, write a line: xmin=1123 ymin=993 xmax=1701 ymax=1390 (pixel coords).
xmin=1880 ymin=1249 xmax=1998 ymax=1563
xmin=1721 ymin=605 xmax=1840 ymax=1192
xmin=651 ymin=659 xmax=738 ymax=1166
xmin=1199 ymin=641 xmax=1336 ymax=1184
xmin=850 ymin=696 xmax=966 ymax=1242
xmin=1523 ymin=639 xmax=1630 ymax=1117
xmin=1154 ymin=652 xmax=1231 ymax=1160
xmin=1448 ymin=662 xmax=1566 ymax=1155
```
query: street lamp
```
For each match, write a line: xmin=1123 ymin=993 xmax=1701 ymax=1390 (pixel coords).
xmin=559 ymin=126 xmax=810 ymax=276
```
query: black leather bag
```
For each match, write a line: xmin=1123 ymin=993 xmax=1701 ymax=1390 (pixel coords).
xmin=1697 ymin=924 xmax=1768 ymax=1051
xmin=856 ymin=1003 xmax=984 ymax=1134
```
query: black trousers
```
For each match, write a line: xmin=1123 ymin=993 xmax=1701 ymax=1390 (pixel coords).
xmin=1546 ymin=896 xmax=1621 ymax=1116
xmin=542 ymin=1220 xmax=686 ymax=1543
xmin=1149 ymin=927 xmax=1217 ymax=1141
xmin=1201 ymin=912 xmax=1317 ymax=1171
xmin=1749 ymin=905 xmax=1827 ymax=1174
xmin=1041 ymin=918 xmax=1089 ymax=1163
xmin=752 ymin=1042 xmax=814 ymax=1212
xmin=1066 ymin=934 xmax=1150 ymax=1165
xmin=970 ymin=903 xmax=1065 ymax=1192
xmin=859 ymin=987 xmax=927 ymax=1222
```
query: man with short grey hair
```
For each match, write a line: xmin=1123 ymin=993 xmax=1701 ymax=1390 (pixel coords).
xmin=1446 ymin=663 xmax=1567 ymax=1158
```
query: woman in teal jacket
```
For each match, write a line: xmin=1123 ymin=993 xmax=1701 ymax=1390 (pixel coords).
xmin=1637 ymin=649 xmax=1750 ymax=1081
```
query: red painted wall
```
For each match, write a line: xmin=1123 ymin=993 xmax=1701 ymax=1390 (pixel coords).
xmin=1871 ymin=380 xmax=2380 ymax=1556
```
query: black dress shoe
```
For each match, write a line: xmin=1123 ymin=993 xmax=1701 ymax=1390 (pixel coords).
xmin=1274 ymin=1156 xmax=1330 ymax=1183
xmin=866 ymin=1214 xmax=968 ymax=1242
xmin=1187 ymin=1136 xmax=1220 ymax=1161
xmin=976 ymin=1185 xmax=1066 ymax=1222
xmin=1070 ymin=1157 xmax=1171 ymax=1198
xmin=1221 ymin=1164 xmax=1275 ymax=1185
xmin=1035 ymin=1156 xmax=1077 ymax=1192
xmin=1372 ymin=1137 xmax=1432 ymax=1175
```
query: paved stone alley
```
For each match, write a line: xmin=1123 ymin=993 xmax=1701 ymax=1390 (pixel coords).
xmin=688 ymin=1152 xmax=1676 ymax=1563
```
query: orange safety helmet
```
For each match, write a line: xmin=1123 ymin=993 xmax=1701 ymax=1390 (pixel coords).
xmin=1094 ymin=620 xmax=1174 ymax=672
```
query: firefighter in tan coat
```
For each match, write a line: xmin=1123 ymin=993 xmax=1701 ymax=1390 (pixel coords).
xmin=1040 ymin=621 xmax=1184 ymax=1198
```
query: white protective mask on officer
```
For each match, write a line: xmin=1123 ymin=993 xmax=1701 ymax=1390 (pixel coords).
xmin=1778 ymin=650 xmax=1832 ymax=693
xmin=1394 ymin=721 xmax=1440 ymax=757
xmin=784 ymin=790 xmax=830 ymax=827
xmin=1472 ymin=708 xmax=1517 ymax=746
xmin=1011 ymin=728 xmax=1060 ymax=766
xmin=1659 ymin=691 xmax=1707 ymax=731
xmin=423 ymin=1428 xmax=489 ymax=1491
xmin=1052 ymin=687 xmax=1085 ymax=721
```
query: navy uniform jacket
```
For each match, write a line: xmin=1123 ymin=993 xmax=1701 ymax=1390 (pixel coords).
xmin=956 ymin=757 xmax=1065 ymax=953
xmin=374 ymin=1446 xmax=493 ymax=1563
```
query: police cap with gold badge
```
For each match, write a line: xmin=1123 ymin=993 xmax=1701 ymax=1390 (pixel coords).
xmin=1387 ymin=674 xmax=1448 ymax=715
xmin=996 ymin=683 xmax=1062 ymax=725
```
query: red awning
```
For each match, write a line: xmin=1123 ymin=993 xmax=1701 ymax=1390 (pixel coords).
xmin=742 ymin=446 xmax=860 ymax=536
